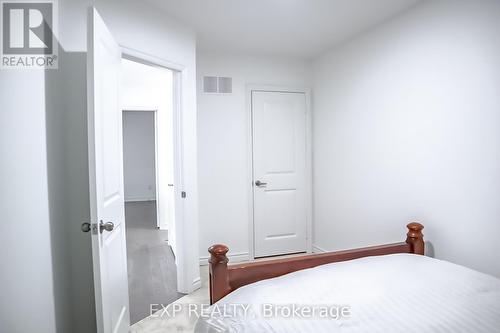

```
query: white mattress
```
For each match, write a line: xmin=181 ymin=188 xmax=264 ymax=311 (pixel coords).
xmin=195 ymin=254 xmax=500 ymax=333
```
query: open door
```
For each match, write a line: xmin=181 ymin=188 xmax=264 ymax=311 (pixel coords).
xmin=87 ymin=7 xmax=130 ymax=333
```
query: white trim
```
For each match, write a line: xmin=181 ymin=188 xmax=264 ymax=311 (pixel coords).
xmin=304 ymin=90 xmax=313 ymax=256
xmin=153 ymin=110 xmax=161 ymax=229
xmin=312 ymin=244 xmax=328 ymax=253
xmin=192 ymin=277 xmax=201 ymax=290
xmin=245 ymin=87 xmax=255 ymax=261
xmin=121 ymin=45 xmax=186 ymax=72
xmin=124 ymin=197 xmax=156 ymax=203
xmin=170 ymin=68 xmax=184 ymax=258
xmin=122 ymin=106 xmax=157 ymax=112
xmin=120 ymin=45 xmax=195 ymax=294
xmin=199 ymin=252 xmax=250 ymax=266
xmin=245 ymin=85 xmax=313 ymax=260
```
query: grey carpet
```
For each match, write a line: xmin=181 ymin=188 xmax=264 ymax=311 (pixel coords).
xmin=125 ymin=201 xmax=184 ymax=324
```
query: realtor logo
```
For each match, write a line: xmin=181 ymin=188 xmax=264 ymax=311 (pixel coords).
xmin=1 ymin=0 xmax=58 ymax=69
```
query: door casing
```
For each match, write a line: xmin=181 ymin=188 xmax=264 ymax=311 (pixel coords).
xmin=120 ymin=47 xmax=197 ymax=293
xmin=246 ymin=85 xmax=313 ymax=259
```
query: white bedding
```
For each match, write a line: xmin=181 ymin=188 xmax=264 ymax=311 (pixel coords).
xmin=195 ymin=254 xmax=500 ymax=333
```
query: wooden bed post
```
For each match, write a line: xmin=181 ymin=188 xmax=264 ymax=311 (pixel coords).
xmin=208 ymin=244 xmax=231 ymax=304
xmin=406 ymin=222 xmax=425 ymax=255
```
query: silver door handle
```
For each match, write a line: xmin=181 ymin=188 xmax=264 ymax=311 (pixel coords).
xmin=255 ymin=180 xmax=267 ymax=187
xmin=99 ymin=221 xmax=114 ymax=233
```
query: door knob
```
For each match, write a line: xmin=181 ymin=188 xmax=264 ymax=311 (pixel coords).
xmin=99 ymin=221 xmax=114 ymax=233
xmin=255 ymin=180 xmax=268 ymax=187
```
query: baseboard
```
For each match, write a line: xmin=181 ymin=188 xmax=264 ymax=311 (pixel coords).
xmin=192 ymin=276 xmax=201 ymax=290
xmin=312 ymin=244 xmax=328 ymax=253
xmin=125 ymin=197 xmax=156 ymax=202
xmin=199 ymin=252 xmax=250 ymax=266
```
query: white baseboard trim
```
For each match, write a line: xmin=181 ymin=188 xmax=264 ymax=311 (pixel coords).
xmin=199 ymin=252 xmax=250 ymax=266
xmin=312 ymin=244 xmax=328 ymax=253
xmin=192 ymin=276 xmax=201 ymax=290
xmin=125 ymin=197 xmax=156 ymax=202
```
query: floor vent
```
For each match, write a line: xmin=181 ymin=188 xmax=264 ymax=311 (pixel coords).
xmin=203 ymin=76 xmax=232 ymax=94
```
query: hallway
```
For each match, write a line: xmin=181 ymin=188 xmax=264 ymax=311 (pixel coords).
xmin=125 ymin=201 xmax=183 ymax=324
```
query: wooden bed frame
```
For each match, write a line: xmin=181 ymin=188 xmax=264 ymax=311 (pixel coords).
xmin=208 ymin=222 xmax=424 ymax=304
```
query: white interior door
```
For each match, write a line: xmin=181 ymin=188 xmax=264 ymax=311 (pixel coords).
xmin=87 ymin=8 xmax=130 ymax=333
xmin=252 ymin=91 xmax=308 ymax=258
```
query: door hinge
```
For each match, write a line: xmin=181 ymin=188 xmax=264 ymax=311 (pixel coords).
xmin=181 ymin=191 xmax=187 ymax=198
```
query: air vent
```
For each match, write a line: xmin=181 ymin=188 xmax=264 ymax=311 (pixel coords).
xmin=203 ymin=76 xmax=232 ymax=94
xmin=203 ymin=76 xmax=218 ymax=93
xmin=217 ymin=77 xmax=232 ymax=93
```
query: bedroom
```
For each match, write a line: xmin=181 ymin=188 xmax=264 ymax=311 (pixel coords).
xmin=1 ymin=0 xmax=500 ymax=332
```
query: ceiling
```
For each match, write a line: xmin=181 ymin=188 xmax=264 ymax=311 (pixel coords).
xmin=144 ymin=0 xmax=422 ymax=59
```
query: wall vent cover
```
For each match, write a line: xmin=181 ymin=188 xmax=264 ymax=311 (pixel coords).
xmin=203 ymin=76 xmax=232 ymax=94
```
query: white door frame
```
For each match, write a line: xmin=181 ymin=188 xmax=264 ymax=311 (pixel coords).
xmin=120 ymin=46 xmax=193 ymax=293
xmin=122 ymin=109 xmax=162 ymax=229
xmin=246 ymin=84 xmax=313 ymax=259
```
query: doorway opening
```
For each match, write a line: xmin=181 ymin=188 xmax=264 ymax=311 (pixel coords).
xmin=120 ymin=58 xmax=182 ymax=324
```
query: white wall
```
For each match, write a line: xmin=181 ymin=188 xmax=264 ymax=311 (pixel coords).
xmin=0 ymin=72 xmax=58 ymax=333
xmin=0 ymin=26 xmax=87 ymax=333
xmin=123 ymin=111 xmax=157 ymax=201
xmin=312 ymin=0 xmax=500 ymax=277
xmin=197 ymin=52 xmax=312 ymax=262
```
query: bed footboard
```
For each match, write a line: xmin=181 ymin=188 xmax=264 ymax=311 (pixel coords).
xmin=208 ymin=222 xmax=424 ymax=304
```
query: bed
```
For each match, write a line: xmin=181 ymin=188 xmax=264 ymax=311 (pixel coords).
xmin=195 ymin=223 xmax=500 ymax=332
